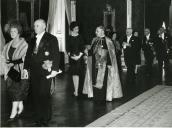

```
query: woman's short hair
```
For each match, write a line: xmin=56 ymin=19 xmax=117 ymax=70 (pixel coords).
xmin=70 ymin=21 xmax=79 ymax=31
xmin=9 ymin=20 xmax=23 ymax=35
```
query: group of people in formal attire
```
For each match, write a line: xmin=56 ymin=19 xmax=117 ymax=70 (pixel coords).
xmin=109 ymin=27 xmax=171 ymax=92
xmin=1 ymin=19 xmax=59 ymax=126
xmin=1 ymin=19 xmax=172 ymax=126
xmin=66 ymin=23 xmax=123 ymax=102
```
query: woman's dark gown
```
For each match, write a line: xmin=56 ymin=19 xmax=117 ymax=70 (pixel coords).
xmin=6 ymin=46 xmax=28 ymax=101
xmin=67 ymin=35 xmax=85 ymax=75
xmin=67 ymin=35 xmax=85 ymax=95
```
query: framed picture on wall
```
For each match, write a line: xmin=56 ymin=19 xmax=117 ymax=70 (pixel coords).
xmin=16 ymin=0 xmax=34 ymax=31
xmin=103 ymin=4 xmax=116 ymax=31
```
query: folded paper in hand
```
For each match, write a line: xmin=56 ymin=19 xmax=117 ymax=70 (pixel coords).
xmin=46 ymin=69 xmax=62 ymax=79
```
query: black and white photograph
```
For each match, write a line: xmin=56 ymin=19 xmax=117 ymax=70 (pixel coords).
xmin=0 ymin=0 xmax=172 ymax=127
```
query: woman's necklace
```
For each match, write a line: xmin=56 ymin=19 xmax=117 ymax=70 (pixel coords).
xmin=11 ymin=38 xmax=20 ymax=48
xmin=71 ymin=32 xmax=79 ymax=37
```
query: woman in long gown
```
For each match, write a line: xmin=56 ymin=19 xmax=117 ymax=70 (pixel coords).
xmin=83 ymin=26 xmax=123 ymax=101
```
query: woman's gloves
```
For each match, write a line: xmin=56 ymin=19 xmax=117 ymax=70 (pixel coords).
xmin=7 ymin=58 xmax=23 ymax=64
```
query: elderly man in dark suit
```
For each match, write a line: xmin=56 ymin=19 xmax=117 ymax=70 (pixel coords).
xmin=154 ymin=27 xmax=171 ymax=82
xmin=122 ymin=28 xmax=140 ymax=92
xmin=23 ymin=19 xmax=60 ymax=126
xmin=142 ymin=28 xmax=155 ymax=76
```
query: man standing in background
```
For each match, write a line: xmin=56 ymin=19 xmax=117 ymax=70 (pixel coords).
xmin=142 ymin=28 xmax=155 ymax=77
xmin=154 ymin=27 xmax=171 ymax=82
xmin=122 ymin=28 xmax=140 ymax=94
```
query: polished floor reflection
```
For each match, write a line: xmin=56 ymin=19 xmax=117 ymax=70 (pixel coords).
xmin=1 ymin=63 xmax=172 ymax=127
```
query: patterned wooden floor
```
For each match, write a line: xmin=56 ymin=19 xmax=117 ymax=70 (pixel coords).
xmin=1 ymin=63 xmax=172 ymax=127
xmin=87 ymin=85 xmax=172 ymax=127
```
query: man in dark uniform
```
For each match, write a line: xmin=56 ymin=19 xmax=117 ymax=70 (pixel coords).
xmin=142 ymin=28 xmax=155 ymax=76
xmin=122 ymin=28 xmax=140 ymax=92
xmin=23 ymin=19 xmax=60 ymax=126
xmin=154 ymin=27 xmax=171 ymax=82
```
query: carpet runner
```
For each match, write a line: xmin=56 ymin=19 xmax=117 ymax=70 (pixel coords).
xmin=87 ymin=85 xmax=172 ymax=127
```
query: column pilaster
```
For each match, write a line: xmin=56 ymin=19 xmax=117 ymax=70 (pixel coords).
xmin=127 ymin=0 xmax=132 ymax=28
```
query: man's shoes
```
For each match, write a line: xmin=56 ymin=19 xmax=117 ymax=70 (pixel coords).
xmin=42 ymin=122 xmax=49 ymax=127
xmin=33 ymin=120 xmax=49 ymax=127
xmin=7 ymin=118 xmax=16 ymax=122
xmin=6 ymin=117 xmax=18 ymax=125
xmin=33 ymin=121 xmax=42 ymax=127
xmin=16 ymin=113 xmax=24 ymax=119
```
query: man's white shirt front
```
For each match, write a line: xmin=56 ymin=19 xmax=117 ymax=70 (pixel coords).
xmin=123 ymin=35 xmax=132 ymax=49
xmin=146 ymin=34 xmax=150 ymax=40
xmin=35 ymin=31 xmax=59 ymax=77
xmin=127 ymin=35 xmax=132 ymax=43
xmin=36 ymin=31 xmax=45 ymax=48
xmin=161 ymin=33 xmax=165 ymax=40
